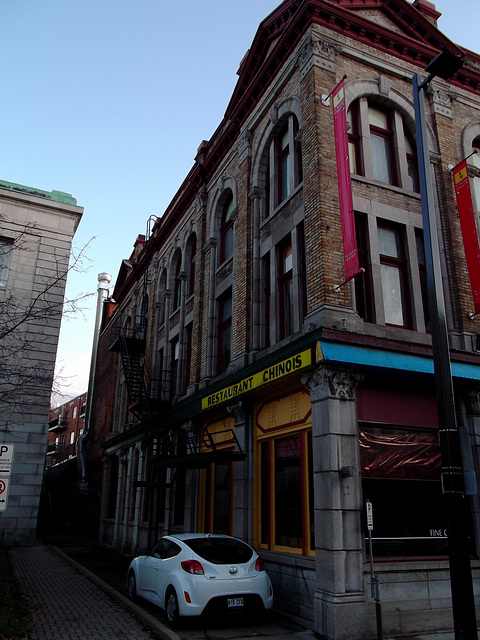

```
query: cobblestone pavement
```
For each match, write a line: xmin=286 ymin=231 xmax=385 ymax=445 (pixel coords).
xmin=8 ymin=545 xmax=167 ymax=640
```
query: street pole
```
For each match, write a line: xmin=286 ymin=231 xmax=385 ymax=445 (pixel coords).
xmin=413 ymin=65 xmax=478 ymax=640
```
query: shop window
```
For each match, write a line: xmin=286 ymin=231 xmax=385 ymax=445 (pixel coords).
xmin=348 ymin=98 xmax=418 ymax=192
xmin=129 ymin=449 xmax=139 ymax=522
xmin=0 ymin=238 xmax=13 ymax=287
xmin=106 ymin=456 xmax=119 ymax=519
xmin=360 ymin=425 xmax=449 ymax=558
xmin=203 ymin=461 xmax=233 ymax=535
xmin=378 ymin=223 xmax=410 ymax=327
xmin=217 ymin=290 xmax=232 ymax=374
xmin=258 ymin=427 xmax=313 ymax=555
xmin=220 ymin=194 xmax=234 ymax=264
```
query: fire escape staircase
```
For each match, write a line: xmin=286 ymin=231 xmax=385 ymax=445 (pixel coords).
xmin=109 ymin=316 xmax=167 ymax=435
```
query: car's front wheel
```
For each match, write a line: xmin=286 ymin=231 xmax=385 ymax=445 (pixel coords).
xmin=166 ymin=587 xmax=180 ymax=625
xmin=127 ymin=571 xmax=137 ymax=601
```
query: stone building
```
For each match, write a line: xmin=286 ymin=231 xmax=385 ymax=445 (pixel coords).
xmin=0 ymin=180 xmax=82 ymax=546
xmin=87 ymin=0 xmax=480 ymax=637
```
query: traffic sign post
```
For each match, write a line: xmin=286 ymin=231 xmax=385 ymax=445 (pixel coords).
xmin=0 ymin=444 xmax=14 ymax=475
xmin=0 ymin=477 xmax=10 ymax=512
xmin=0 ymin=444 xmax=14 ymax=512
xmin=366 ymin=500 xmax=383 ymax=640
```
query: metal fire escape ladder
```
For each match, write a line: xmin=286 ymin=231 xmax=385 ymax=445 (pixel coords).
xmin=109 ymin=216 xmax=169 ymax=438
xmin=153 ymin=425 xmax=246 ymax=469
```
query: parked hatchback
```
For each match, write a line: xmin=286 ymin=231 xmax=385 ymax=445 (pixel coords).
xmin=127 ymin=533 xmax=273 ymax=624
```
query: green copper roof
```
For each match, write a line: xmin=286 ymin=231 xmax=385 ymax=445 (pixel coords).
xmin=0 ymin=179 xmax=77 ymax=205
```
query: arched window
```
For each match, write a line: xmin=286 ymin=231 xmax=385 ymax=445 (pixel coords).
xmin=172 ymin=250 xmax=182 ymax=311
xmin=471 ymin=136 xmax=480 ymax=213
xmin=187 ymin=234 xmax=197 ymax=297
xmin=220 ymin=194 xmax=234 ymax=264
xmin=348 ymin=98 xmax=418 ymax=192
xmin=265 ymin=114 xmax=302 ymax=218
xmin=158 ymin=269 xmax=167 ymax=325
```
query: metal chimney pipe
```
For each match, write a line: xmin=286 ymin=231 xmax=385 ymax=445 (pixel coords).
xmin=77 ymin=272 xmax=112 ymax=493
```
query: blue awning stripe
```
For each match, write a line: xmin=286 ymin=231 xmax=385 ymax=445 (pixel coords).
xmin=317 ymin=341 xmax=480 ymax=380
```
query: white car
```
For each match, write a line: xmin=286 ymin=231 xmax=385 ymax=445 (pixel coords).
xmin=127 ymin=533 xmax=273 ymax=624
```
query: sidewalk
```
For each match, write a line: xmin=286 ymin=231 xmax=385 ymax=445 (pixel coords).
xmin=8 ymin=544 xmax=179 ymax=640
xmin=7 ymin=542 xmax=461 ymax=640
xmin=8 ymin=543 xmax=316 ymax=640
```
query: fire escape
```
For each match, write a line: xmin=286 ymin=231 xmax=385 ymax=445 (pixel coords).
xmin=108 ymin=216 xmax=246 ymax=540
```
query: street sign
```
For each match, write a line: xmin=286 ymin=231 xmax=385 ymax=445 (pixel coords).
xmin=0 ymin=477 xmax=10 ymax=512
xmin=366 ymin=500 xmax=374 ymax=531
xmin=0 ymin=444 xmax=14 ymax=475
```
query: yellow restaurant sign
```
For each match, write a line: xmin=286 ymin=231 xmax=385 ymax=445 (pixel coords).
xmin=202 ymin=348 xmax=312 ymax=410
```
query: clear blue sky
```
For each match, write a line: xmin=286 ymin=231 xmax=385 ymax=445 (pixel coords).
xmin=1 ymin=0 xmax=477 ymax=402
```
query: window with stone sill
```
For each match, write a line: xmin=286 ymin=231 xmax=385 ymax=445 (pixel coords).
xmin=264 ymin=114 xmax=302 ymax=218
xmin=0 ymin=238 xmax=13 ymax=287
xmin=217 ymin=289 xmax=232 ymax=375
xmin=354 ymin=215 xmax=427 ymax=331
xmin=219 ymin=194 xmax=234 ymax=265
xmin=348 ymin=99 xmax=419 ymax=193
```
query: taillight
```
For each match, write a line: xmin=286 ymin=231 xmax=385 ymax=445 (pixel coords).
xmin=181 ymin=559 xmax=204 ymax=575
xmin=255 ymin=556 xmax=265 ymax=572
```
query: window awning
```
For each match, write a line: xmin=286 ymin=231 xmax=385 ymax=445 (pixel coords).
xmin=316 ymin=340 xmax=480 ymax=380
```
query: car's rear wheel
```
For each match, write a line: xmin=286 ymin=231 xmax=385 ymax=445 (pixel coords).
xmin=127 ymin=571 xmax=137 ymax=601
xmin=166 ymin=588 xmax=180 ymax=625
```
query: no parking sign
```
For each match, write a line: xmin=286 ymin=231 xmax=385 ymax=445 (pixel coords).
xmin=0 ymin=477 xmax=10 ymax=512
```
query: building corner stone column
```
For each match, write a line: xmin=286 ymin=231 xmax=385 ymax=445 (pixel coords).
xmin=303 ymin=365 xmax=368 ymax=640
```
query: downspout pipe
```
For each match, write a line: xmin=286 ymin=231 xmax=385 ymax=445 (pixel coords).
xmin=77 ymin=272 xmax=112 ymax=494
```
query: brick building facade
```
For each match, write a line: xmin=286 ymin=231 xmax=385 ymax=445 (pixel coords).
xmin=46 ymin=393 xmax=87 ymax=468
xmin=87 ymin=1 xmax=480 ymax=637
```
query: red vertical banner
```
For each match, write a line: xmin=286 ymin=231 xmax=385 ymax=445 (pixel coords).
xmin=332 ymin=76 xmax=360 ymax=283
xmin=452 ymin=159 xmax=480 ymax=315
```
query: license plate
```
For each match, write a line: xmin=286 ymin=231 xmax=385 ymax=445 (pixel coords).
xmin=227 ymin=597 xmax=244 ymax=608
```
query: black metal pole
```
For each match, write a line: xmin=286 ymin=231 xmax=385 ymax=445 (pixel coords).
xmin=413 ymin=72 xmax=478 ymax=640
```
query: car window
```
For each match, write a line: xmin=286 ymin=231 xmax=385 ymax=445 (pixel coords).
xmin=150 ymin=539 xmax=181 ymax=559
xmin=183 ymin=536 xmax=253 ymax=564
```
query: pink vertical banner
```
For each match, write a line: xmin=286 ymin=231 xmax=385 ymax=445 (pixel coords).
xmin=332 ymin=76 xmax=360 ymax=283
xmin=452 ymin=159 xmax=480 ymax=315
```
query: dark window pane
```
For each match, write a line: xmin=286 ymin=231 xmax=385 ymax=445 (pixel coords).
xmin=275 ymin=435 xmax=302 ymax=548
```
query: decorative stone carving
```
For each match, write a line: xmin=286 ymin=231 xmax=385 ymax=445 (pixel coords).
xmin=238 ymin=130 xmax=252 ymax=164
xmin=269 ymin=103 xmax=279 ymax=125
xmin=302 ymin=366 xmax=362 ymax=400
xmin=248 ymin=185 xmax=262 ymax=201
xmin=297 ymin=34 xmax=336 ymax=78
xmin=428 ymin=86 xmax=454 ymax=119
xmin=227 ymin=401 xmax=246 ymax=423
xmin=378 ymin=76 xmax=391 ymax=96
